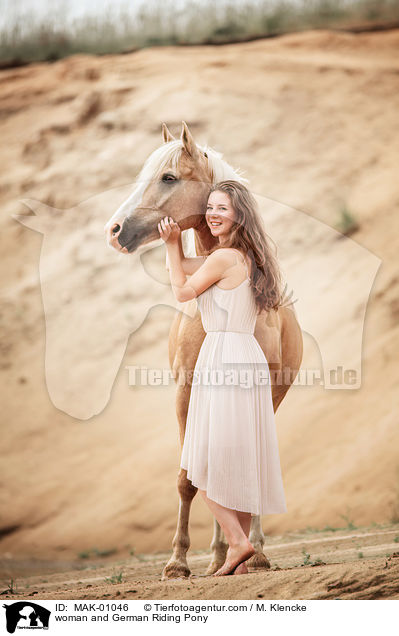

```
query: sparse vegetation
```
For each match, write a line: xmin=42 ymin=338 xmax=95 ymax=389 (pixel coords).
xmin=78 ymin=550 xmax=90 ymax=559
xmin=78 ymin=547 xmax=118 ymax=559
xmin=302 ymin=512 xmax=359 ymax=534
xmin=1 ymin=579 xmax=18 ymax=594
xmin=1 ymin=0 xmax=399 ymax=65
xmin=301 ymin=547 xmax=326 ymax=566
xmin=104 ymin=570 xmax=124 ymax=584
xmin=339 ymin=513 xmax=357 ymax=530
xmin=335 ymin=204 xmax=360 ymax=237
xmin=389 ymin=465 xmax=399 ymax=523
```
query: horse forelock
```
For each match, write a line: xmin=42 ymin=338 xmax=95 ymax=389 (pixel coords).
xmin=136 ymin=139 xmax=248 ymax=186
xmin=137 ymin=140 xmax=183 ymax=183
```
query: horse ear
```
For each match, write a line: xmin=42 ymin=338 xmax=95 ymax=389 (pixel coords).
xmin=181 ymin=121 xmax=199 ymax=159
xmin=162 ymin=122 xmax=175 ymax=143
xmin=12 ymin=199 xmax=60 ymax=234
xmin=12 ymin=213 xmax=45 ymax=234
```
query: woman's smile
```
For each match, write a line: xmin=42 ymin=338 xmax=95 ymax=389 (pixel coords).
xmin=208 ymin=218 xmax=224 ymax=228
xmin=206 ymin=190 xmax=236 ymax=240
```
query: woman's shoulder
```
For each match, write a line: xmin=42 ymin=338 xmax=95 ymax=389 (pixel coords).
xmin=210 ymin=246 xmax=243 ymax=259
xmin=203 ymin=249 xmax=239 ymax=270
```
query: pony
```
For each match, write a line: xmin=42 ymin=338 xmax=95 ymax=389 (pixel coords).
xmin=105 ymin=121 xmax=303 ymax=578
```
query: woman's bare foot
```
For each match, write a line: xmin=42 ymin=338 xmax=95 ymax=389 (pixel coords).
xmin=212 ymin=540 xmax=255 ymax=577
xmin=233 ymin=562 xmax=248 ymax=575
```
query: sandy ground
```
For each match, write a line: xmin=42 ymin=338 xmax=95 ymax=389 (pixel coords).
xmin=1 ymin=27 xmax=399 ymax=599
xmin=1 ymin=523 xmax=399 ymax=600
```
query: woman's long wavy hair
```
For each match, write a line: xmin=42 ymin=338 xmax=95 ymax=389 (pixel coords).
xmin=206 ymin=180 xmax=287 ymax=313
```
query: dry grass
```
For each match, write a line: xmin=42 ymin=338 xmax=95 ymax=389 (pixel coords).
xmin=1 ymin=0 xmax=399 ymax=65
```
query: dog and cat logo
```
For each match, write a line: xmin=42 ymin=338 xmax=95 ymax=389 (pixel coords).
xmin=2 ymin=602 xmax=51 ymax=633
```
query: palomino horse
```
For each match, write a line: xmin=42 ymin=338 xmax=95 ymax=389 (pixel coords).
xmin=105 ymin=121 xmax=303 ymax=579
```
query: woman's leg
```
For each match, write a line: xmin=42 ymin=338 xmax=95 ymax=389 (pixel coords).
xmin=198 ymin=489 xmax=255 ymax=576
xmin=237 ymin=511 xmax=252 ymax=537
xmin=233 ymin=511 xmax=252 ymax=574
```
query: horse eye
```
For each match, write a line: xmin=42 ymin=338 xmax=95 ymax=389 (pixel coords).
xmin=204 ymin=152 xmax=208 ymax=158
xmin=162 ymin=173 xmax=177 ymax=183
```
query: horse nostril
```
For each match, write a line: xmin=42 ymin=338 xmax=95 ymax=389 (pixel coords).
xmin=111 ymin=223 xmax=121 ymax=235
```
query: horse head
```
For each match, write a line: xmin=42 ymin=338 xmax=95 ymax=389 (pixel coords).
xmin=105 ymin=121 xmax=245 ymax=256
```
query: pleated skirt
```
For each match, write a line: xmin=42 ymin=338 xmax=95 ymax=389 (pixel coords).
xmin=179 ymin=331 xmax=287 ymax=515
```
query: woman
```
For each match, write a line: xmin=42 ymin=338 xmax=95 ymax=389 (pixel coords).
xmin=158 ymin=180 xmax=287 ymax=577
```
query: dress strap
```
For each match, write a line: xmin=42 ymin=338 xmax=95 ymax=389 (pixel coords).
xmin=231 ymin=248 xmax=250 ymax=280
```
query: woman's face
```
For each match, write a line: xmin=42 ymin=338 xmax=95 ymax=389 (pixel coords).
xmin=205 ymin=190 xmax=236 ymax=240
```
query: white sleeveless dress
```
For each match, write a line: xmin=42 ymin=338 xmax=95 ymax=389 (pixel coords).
xmin=180 ymin=249 xmax=287 ymax=516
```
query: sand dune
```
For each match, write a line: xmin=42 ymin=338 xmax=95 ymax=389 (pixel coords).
xmin=0 ymin=28 xmax=398 ymax=579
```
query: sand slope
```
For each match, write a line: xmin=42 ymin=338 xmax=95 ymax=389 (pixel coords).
xmin=0 ymin=28 xmax=399 ymax=574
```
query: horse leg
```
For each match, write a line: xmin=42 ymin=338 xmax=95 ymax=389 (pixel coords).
xmin=246 ymin=515 xmax=271 ymax=569
xmin=241 ymin=380 xmax=286 ymax=571
xmin=206 ymin=516 xmax=270 ymax=573
xmin=205 ymin=519 xmax=228 ymax=575
xmin=162 ymin=468 xmax=198 ymax=580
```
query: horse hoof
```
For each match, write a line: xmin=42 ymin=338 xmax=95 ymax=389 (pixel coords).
xmin=161 ymin=560 xmax=191 ymax=580
xmin=233 ymin=562 xmax=249 ymax=575
xmin=246 ymin=551 xmax=271 ymax=569
xmin=205 ymin=561 xmax=226 ymax=576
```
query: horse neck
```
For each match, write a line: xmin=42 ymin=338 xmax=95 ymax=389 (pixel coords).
xmin=193 ymin=220 xmax=218 ymax=256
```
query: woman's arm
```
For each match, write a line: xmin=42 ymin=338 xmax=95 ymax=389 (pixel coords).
xmin=158 ymin=216 xmax=227 ymax=303
xmin=167 ymin=243 xmax=227 ymax=302
xmin=165 ymin=232 xmax=206 ymax=275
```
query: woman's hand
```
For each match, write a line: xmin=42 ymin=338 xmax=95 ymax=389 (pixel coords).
xmin=158 ymin=216 xmax=181 ymax=244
